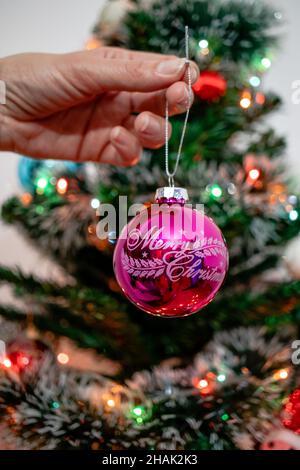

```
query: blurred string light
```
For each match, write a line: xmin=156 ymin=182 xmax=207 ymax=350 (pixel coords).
xmin=106 ymin=399 xmax=116 ymax=408
xmin=261 ymin=57 xmax=271 ymax=69
xmin=248 ymin=168 xmax=260 ymax=181
xmin=129 ymin=404 xmax=152 ymax=424
xmin=52 ymin=401 xmax=60 ymax=410
xmin=35 ymin=176 xmax=51 ymax=196
xmin=273 ymin=368 xmax=289 ymax=381
xmin=198 ymin=379 xmax=209 ymax=388
xmin=249 ymin=76 xmax=261 ymax=87
xmin=255 ymin=92 xmax=266 ymax=105
xmin=289 ymin=210 xmax=299 ymax=221
xmin=36 ymin=177 xmax=48 ymax=190
xmin=288 ymin=195 xmax=298 ymax=205
xmin=200 ymin=48 xmax=210 ymax=56
xmin=274 ymin=11 xmax=283 ymax=20
xmin=91 ymin=198 xmax=100 ymax=209
xmin=240 ymin=90 xmax=252 ymax=109
xmin=207 ymin=183 xmax=223 ymax=199
xmin=56 ymin=177 xmax=68 ymax=195
xmin=221 ymin=413 xmax=229 ymax=421
xmin=20 ymin=192 xmax=33 ymax=206
xmin=227 ymin=183 xmax=237 ymax=195
xmin=192 ymin=375 xmax=215 ymax=395
xmin=217 ymin=373 xmax=226 ymax=383
xmin=198 ymin=39 xmax=209 ymax=49
xmin=57 ymin=352 xmax=69 ymax=365
xmin=85 ymin=36 xmax=101 ymax=50
xmin=2 ymin=357 xmax=12 ymax=368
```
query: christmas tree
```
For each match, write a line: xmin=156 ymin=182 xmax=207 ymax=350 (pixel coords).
xmin=1 ymin=0 xmax=300 ymax=450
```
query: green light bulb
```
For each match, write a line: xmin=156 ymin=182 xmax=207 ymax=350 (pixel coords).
xmin=210 ymin=184 xmax=223 ymax=199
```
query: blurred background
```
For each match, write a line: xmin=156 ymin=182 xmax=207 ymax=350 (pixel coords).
xmin=0 ymin=0 xmax=299 ymax=276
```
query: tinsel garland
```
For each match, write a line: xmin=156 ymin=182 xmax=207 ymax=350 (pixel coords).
xmin=0 ymin=327 xmax=298 ymax=450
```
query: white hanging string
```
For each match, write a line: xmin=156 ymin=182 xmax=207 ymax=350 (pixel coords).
xmin=165 ymin=25 xmax=193 ymax=188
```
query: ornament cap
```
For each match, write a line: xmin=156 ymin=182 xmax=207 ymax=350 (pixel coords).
xmin=155 ymin=187 xmax=189 ymax=203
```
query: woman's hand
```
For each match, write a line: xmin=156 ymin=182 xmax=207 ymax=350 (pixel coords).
xmin=0 ymin=47 xmax=198 ymax=166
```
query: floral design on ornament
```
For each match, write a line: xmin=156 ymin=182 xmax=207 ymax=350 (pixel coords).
xmin=121 ymin=252 xmax=165 ymax=279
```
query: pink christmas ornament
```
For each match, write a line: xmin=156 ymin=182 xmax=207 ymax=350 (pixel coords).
xmin=113 ymin=187 xmax=228 ymax=317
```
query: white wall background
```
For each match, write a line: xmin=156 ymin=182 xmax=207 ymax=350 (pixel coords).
xmin=0 ymin=0 xmax=299 ymax=278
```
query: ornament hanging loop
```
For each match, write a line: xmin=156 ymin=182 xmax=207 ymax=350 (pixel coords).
xmin=168 ymin=175 xmax=175 ymax=187
xmin=165 ymin=26 xmax=193 ymax=187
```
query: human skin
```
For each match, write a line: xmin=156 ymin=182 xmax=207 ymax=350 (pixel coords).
xmin=0 ymin=47 xmax=199 ymax=166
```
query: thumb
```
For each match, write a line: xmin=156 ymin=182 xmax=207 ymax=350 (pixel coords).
xmin=59 ymin=49 xmax=199 ymax=95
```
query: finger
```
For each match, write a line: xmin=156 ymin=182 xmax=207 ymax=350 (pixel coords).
xmin=100 ymin=142 xmax=140 ymax=167
xmin=134 ymin=112 xmax=171 ymax=149
xmin=109 ymin=126 xmax=142 ymax=164
xmin=95 ymin=46 xmax=177 ymax=62
xmin=60 ymin=50 xmax=199 ymax=95
xmin=130 ymin=81 xmax=194 ymax=117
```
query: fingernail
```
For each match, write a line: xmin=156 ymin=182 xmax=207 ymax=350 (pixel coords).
xmin=111 ymin=126 xmax=126 ymax=145
xmin=190 ymin=65 xmax=199 ymax=83
xmin=156 ymin=59 xmax=185 ymax=77
xmin=177 ymin=86 xmax=190 ymax=110
xmin=139 ymin=114 xmax=161 ymax=134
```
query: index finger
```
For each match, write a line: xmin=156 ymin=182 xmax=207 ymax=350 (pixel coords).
xmin=93 ymin=46 xmax=178 ymax=62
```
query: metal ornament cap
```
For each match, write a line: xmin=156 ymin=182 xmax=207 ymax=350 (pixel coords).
xmin=155 ymin=187 xmax=189 ymax=203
